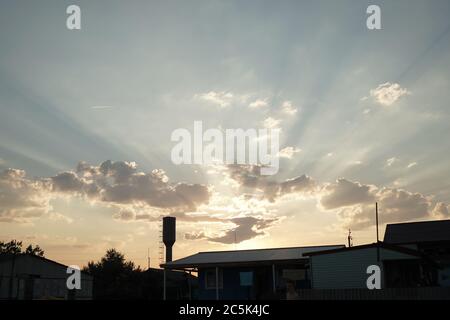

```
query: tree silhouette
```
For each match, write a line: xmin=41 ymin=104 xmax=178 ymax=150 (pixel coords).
xmin=0 ymin=240 xmax=44 ymax=257
xmin=83 ymin=248 xmax=142 ymax=299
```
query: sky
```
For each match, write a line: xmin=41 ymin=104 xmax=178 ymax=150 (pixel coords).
xmin=1 ymin=0 xmax=450 ymax=268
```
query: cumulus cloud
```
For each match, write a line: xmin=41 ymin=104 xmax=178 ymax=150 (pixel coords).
xmin=1 ymin=160 xmax=443 ymax=241
xmin=0 ymin=161 xmax=210 ymax=223
xmin=262 ymin=117 xmax=281 ymax=129
xmin=370 ymin=82 xmax=410 ymax=106
xmin=432 ymin=202 xmax=449 ymax=219
xmin=51 ymin=171 xmax=86 ymax=193
xmin=320 ymin=179 xmax=375 ymax=210
xmin=320 ymin=178 xmax=434 ymax=230
xmin=74 ymin=160 xmax=210 ymax=210
xmin=280 ymin=101 xmax=298 ymax=115
xmin=194 ymin=91 xmax=234 ymax=108
xmin=185 ymin=216 xmax=277 ymax=244
xmin=0 ymin=169 xmax=52 ymax=223
xmin=227 ymin=165 xmax=316 ymax=201
xmin=248 ymin=99 xmax=268 ymax=109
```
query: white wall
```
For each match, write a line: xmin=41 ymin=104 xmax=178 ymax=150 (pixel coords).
xmin=310 ymin=247 xmax=417 ymax=289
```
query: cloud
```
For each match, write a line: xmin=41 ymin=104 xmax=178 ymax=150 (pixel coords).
xmin=386 ymin=157 xmax=399 ymax=167
xmin=0 ymin=161 xmax=210 ymax=223
xmin=169 ymin=211 xmax=223 ymax=223
xmin=0 ymin=169 xmax=52 ymax=223
xmin=280 ymin=101 xmax=298 ymax=115
xmin=278 ymin=146 xmax=301 ymax=159
xmin=75 ymin=160 xmax=210 ymax=210
xmin=432 ymin=202 xmax=449 ymax=219
xmin=370 ymin=82 xmax=410 ymax=106
xmin=113 ymin=208 xmax=136 ymax=221
xmin=321 ymin=178 xmax=433 ymax=230
xmin=185 ymin=216 xmax=277 ymax=244
xmin=262 ymin=117 xmax=281 ymax=129
xmin=320 ymin=179 xmax=375 ymax=210
xmin=1 ymin=160 xmax=443 ymax=240
xmin=227 ymin=165 xmax=316 ymax=201
xmin=375 ymin=187 xmax=430 ymax=222
xmin=194 ymin=91 xmax=234 ymax=108
xmin=248 ymin=99 xmax=268 ymax=109
xmin=51 ymin=171 xmax=86 ymax=193
xmin=407 ymin=162 xmax=418 ymax=169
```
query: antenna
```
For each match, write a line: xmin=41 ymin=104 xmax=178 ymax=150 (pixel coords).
xmin=147 ymin=248 xmax=150 ymax=270
xmin=376 ymin=202 xmax=380 ymax=262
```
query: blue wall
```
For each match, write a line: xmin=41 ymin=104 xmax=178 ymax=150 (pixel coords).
xmin=198 ymin=267 xmax=259 ymax=300
xmin=197 ymin=266 xmax=311 ymax=300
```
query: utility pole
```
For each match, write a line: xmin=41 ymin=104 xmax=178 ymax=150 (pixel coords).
xmin=376 ymin=202 xmax=380 ymax=262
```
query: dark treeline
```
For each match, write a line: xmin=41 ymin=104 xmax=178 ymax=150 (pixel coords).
xmin=1 ymin=240 xmax=193 ymax=299
xmin=0 ymin=240 xmax=45 ymax=256
xmin=83 ymin=248 xmax=194 ymax=300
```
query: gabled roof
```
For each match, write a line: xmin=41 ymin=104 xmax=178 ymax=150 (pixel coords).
xmin=161 ymin=245 xmax=345 ymax=269
xmin=384 ymin=219 xmax=450 ymax=244
xmin=0 ymin=253 xmax=92 ymax=277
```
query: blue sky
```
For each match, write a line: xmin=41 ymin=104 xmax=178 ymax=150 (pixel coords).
xmin=1 ymin=0 xmax=450 ymax=266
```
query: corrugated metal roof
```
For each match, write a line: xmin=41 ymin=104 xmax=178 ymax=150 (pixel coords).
xmin=384 ymin=220 xmax=450 ymax=244
xmin=162 ymin=245 xmax=345 ymax=268
xmin=304 ymin=242 xmax=423 ymax=258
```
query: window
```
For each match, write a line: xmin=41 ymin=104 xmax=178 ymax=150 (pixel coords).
xmin=204 ymin=269 xmax=223 ymax=289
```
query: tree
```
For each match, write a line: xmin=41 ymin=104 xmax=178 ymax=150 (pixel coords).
xmin=83 ymin=248 xmax=142 ymax=299
xmin=0 ymin=240 xmax=45 ymax=257
xmin=24 ymin=244 xmax=45 ymax=257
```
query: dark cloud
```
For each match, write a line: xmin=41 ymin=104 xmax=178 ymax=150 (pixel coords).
xmin=51 ymin=172 xmax=85 ymax=193
xmin=324 ymin=180 xmax=433 ymax=230
xmin=169 ymin=211 xmax=223 ymax=223
xmin=61 ymin=160 xmax=210 ymax=210
xmin=321 ymin=179 xmax=375 ymax=210
xmin=185 ymin=216 xmax=277 ymax=244
xmin=0 ymin=169 xmax=52 ymax=223
xmin=227 ymin=165 xmax=316 ymax=201
xmin=113 ymin=210 xmax=223 ymax=223
xmin=0 ymin=161 xmax=210 ymax=223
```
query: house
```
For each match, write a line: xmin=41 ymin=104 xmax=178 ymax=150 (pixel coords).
xmin=160 ymin=245 xmax=344 ymax=300
xmin=0 ymin=254 xmax=93 ymax=300
xmin=384 ymin=219 xmax=450 ymax=287
xmin=305 ymin=242 xmax=438 ymax=289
